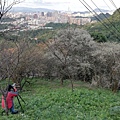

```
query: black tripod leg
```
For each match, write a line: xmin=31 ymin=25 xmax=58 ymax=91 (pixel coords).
xmin=16 ymin=96 xmax=24 ymax=113
xmin=18 ymin=95 xmax=26 ymax=104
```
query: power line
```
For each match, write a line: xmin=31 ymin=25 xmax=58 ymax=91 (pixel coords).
xmin=78 ymin=0 xmax=110 ymax=29
xmin=90 ymin=0 xmax=120 ymax=33
xmin=109 ymin=0 xmax=118 ymax=10
xmin=78 ymin=0 xmax=120 ymax=41
xmin=102 ymin=0 xmax=113 ymax=11
xmin=109 ymin=0 xmax=120 ymax=14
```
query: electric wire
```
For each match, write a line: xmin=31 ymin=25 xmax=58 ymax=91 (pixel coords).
xmin=79 ymin=0 xmax=111 ymax=30
xmin=83 ymin=0 xmax=120 ymax=41
xmin=102 ymin=0 xmax=113 ymax=11
xmin=82 ymin=0 xmax=109 ymax=26
xmin=90 ymin=0 xmax=120 ymax=33
xmin=79 ymin=0 xmax=108 ymax=28
xmin=78 ymin=0 xmax=120 ymax=41
xmin=109 ymin=0 xmax=120 ymax=14
xmin=109 ymin=0 xmax=118 ymax=10
xmin=102 ymin=0 xmax=114 ymax=21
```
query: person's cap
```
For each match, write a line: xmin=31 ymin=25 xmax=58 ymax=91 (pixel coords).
xmin=12 ymin=83 xmax=16 ymax=87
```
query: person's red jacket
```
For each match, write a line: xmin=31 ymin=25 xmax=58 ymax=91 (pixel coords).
xmin=2 ymin=91 xmax=18 ymax=109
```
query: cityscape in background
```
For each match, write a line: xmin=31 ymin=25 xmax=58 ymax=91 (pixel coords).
xmin=1 ymin=7 xmax=114 ymax=32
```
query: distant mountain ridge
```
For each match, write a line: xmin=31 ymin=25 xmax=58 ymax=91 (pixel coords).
xmin=11 ymin=7 xmax=55 ymax=13
xmin=11 ymin=7 xmax=112 ymax=13
xmin=93 ymin=8 xmax=110 ymax=13
xmin=73 ymin=8 xmax=112 ymax=14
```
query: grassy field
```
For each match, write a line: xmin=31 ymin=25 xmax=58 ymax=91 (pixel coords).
xmin=0 ymin=78 xmax=120 ymax=120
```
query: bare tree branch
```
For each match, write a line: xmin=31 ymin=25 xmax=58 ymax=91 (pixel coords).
xmin=0 ymin=0 xmax=24 ymax=20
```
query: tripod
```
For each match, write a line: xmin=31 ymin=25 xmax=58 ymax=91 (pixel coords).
xmin=16 ymin=94 xmax=26 ymax=113
xmin=1 ymin=95 xmax=26 ymax=115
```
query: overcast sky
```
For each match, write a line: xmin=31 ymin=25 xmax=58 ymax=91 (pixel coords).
xmin=11 ymin=0 xmax=120 ymax=12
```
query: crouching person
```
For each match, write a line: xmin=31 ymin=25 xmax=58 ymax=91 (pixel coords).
xmin=2 ymin=84 xmax=18 ymax=114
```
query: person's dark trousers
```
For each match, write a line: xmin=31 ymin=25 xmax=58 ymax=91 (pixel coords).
xmin=10 ymin=104 xmax=18 ymax=114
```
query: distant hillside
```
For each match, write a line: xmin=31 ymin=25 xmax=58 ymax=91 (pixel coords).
xmin=85 ymin=8 xmax=120 ymax=42
xmin=93 ymin=8 xmax=110 ymax=13
xmin=110 ymin=8 xmax=120 ymax=21
xmin=11 ymin=7 xmax=55 ymax=13
xmin=91 ymin=13 xmax=111 ymax=21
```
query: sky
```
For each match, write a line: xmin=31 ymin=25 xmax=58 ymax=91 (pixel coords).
xmin=9 ymin=0 xmax=120 ymax=12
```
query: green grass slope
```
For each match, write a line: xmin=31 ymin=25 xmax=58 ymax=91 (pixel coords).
xmin=0 ymin=78 xmax=120 ymax=120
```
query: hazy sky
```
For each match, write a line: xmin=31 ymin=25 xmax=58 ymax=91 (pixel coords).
xmin=11 ymin=0 xmax=120 ymax=11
